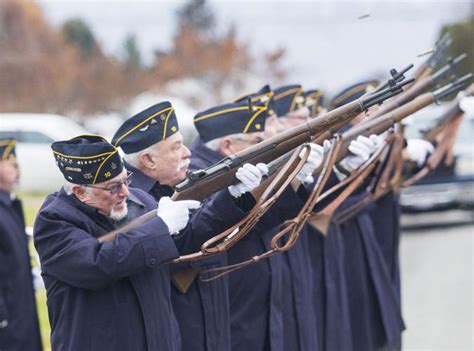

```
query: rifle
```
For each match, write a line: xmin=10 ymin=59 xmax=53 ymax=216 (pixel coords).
xmin=97 ymin=75 xmax=412 ymax=244
xmin=368 ymin=53 xmax=467 ymax=120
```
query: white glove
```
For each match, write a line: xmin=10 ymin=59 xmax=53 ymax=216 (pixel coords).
xmin=369 ymin=132 xmax=386 ymax=150
xmin=339 ymin=135 xmax=377 ymax=173
xmin=296 ymin=141 xmax=330 ymax=184
xmin=228 ymin=163 xmax=268 ymax=198
xmin=405 ymin=138 xmax=434 ymax=167
xmin=157 ymin=196 xmax=201 ymax=234
xmin=459 ymin=96 xmax=474 ymax=119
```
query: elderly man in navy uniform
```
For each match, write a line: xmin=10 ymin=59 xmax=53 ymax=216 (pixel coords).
xmin=111 ymin=100 xmax=268 ymax=351
xmin=0 ymin=137 xmax=43 ymax=351
xmin=190 ymin=91 xmax=323 ymax=351
xmin=33 ymin=135 xmax=207 ymax=350
xmin=327 ymin=81 xmax=406 ymax=351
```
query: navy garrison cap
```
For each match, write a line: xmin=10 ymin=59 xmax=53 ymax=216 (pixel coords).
xmin=112 ymin=101 xmax=179 ymax=154
xmin=303 ymin=89 xmax=325 ymax=117
xmin=234 ymin=85 xmax=277 ymax=117
xmin=0 ymin=137 xmax=16 ymax=161
xmin=329 ymin=80 xmax=380 ymax=110
xmin=273 ymin=84 xmax=305 ymax=117
xmin=51 ymin=135 xmax=123 ymax=185
xmin=194 ymin=97 xmax=270 ymax=142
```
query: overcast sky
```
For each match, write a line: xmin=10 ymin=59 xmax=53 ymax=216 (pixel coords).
xmin=38 ymin=0 xmax=472 ymax=94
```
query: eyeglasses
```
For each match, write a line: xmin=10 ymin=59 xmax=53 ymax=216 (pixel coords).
xmin=83 ymin=172 xmax=133 ymax=195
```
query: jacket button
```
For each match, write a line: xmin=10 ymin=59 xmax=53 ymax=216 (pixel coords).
xmin=0 ymin=319 xmax=8 ymax=328
xmin=150 ymin=258 xmax=157 ymax=265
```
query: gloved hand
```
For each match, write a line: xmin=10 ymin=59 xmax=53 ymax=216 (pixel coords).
xmin=369 ymin=132 xmax=386 ymax=150
xmin=157 ymin=196 xmax=201 ymax=234
xmin=339 ymin=135 xmax=377 ymax=173
xmin=459 ymin=95 xmax=474 ymax=119
xmin=228 ymin=163 xmax=268 ymax=198
xmin=405 ymin=138 xmax=435 ymax=167
xmin=296 ymin=140 xmax=330 ymax=184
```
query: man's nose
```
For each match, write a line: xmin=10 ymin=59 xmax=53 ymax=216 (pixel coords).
xmin=118 ymin=182 xmax=129 ymax=197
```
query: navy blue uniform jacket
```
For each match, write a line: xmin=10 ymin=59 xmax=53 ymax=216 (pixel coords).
xmin=336 ymin=190 xmax=405 ymax=350
xmin=189 ymin=139 xmax=305 ymax=351
xmin=0 ymin=191 xmax=43 ymax=351
xmin=125 ymin=160 xmax=249 ymax=351
xmin=34 ymin=187 xmax=184 ymax=350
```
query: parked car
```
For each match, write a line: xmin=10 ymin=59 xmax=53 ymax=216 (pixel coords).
xmin=400 ymin=104 xmax=474 ymax=220
xmin=0 ymin=113 xmax=89 ymax=192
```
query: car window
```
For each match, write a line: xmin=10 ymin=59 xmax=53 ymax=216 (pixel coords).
xmin=18 ymin=131 xmax=55 ymax=144
xmin=0 ymin=131 xmax=21 ymax=140
xmin=0 ymin=130 xmax=54 ymax=144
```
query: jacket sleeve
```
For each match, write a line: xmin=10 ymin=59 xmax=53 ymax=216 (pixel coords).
xmin=34 ymin=211 xmax=179 ymax=291
xmin=172 ymin=189 xmax=247 ymax=254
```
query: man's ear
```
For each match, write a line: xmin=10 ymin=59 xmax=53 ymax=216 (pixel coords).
xmin=72 ymin=185 xmax=87 ymax=200
xmin=139 ymin=151 xmax=156 ymax=170
xmin=219 ymin=138 xmax=233 ymax=156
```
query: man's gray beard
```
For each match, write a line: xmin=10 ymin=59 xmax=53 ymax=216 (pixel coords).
xmin=109 ymin=203 xmax=128 ymax=222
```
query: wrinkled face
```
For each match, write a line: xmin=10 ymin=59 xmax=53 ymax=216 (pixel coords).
xmin=73 ymin=169 xmax=130 ymax=219
xmin=0 ymin=159 xmax=20 ymax=193
xmin=220 ymin=132 xmax=265 ymax=156
xmin=146 ymin=132 xmax=191 ymax=187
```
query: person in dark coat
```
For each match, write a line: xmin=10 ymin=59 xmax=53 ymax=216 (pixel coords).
xmin=368 ymin=134 xmax=434 ymax=351
xmin=191 ymin=90 xmax=323 ymax=351
xmin=33 ymin=135 xmax=207 ymax=351
xmin=0 ymin=137 xmax=43 ymax=351
xmin=265 ymin=85 xmax=324 ymax=351
xmin=111 ymin=100 xmax=269 ymax=351
xmin=327 ymin=81 xmax=406 ymax=351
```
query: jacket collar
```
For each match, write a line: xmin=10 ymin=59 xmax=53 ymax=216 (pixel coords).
xmin=0 ymin=190 xmax=11 ymax=206
xmin=125 ymin=162 xmax=174 ymax=198
xmin=189 ymin=138 xmax=224 ymax=168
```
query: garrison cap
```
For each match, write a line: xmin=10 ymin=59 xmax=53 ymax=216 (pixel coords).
xmin=112 ymin=101 xmax=179 ymax=154
xmin=303 ymin=89 xmax=325 ymax=117
xmin=234 ymin=84 xmax=276 ymax=117
xmin=0 ymin=137 xmax=16 ymax=161
xmin=273 ymin=84 xmax=305 ymax=117
xmin=329 ymin=80 xmax=380 ymax=110
xmin=194 ymin=97 xmax=270 ymax=142
xmin=51 ymin=135 xmax=123 ymax=185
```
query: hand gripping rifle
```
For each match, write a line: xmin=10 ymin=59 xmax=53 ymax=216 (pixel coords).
xmin=402 ymin=83 xmax=474 ymax=187
xmin=97 ymin=75 xmax=412 ymax=244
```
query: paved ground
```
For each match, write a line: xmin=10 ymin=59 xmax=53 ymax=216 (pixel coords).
xmin=400 ymin=215 xmax=473 ymax=350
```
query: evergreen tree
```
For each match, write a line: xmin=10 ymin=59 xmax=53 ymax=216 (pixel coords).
xmin=62 ymin=18 xmax=98 ymax=59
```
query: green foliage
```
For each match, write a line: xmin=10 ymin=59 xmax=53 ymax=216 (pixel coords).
xmin=176 ymin=0 xmax=215 ymax=33
xmin=123 ymin=33 xmax=142 ymax=70
xmin=62 ymin=18 xmax=98 ymax=59
xmin=439 ymin=16 xmax=474 ymax=78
